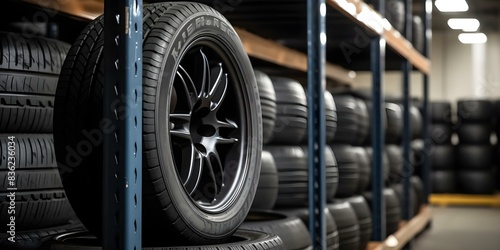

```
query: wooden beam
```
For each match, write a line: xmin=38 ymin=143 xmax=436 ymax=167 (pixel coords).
xmin=327 ymin=0 xmax=431 ymax=74
xmin=367 ymin=205 xmax=432 ymax=250
xmin=235 ymin=28 xmax=355 ymax=85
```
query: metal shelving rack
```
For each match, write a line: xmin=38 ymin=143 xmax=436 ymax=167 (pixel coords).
xmin=14 ymin=0 xmax=432 ymax=248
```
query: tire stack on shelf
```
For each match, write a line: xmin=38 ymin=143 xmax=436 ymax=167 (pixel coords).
xmin=244 ymin=75 xmax=340 ymax=250
xmin=456 ymin=100 xmax=496 ymax=194
xmin=0 ymin=33 xmax=84 ymax=249
xmin=328 ymin=90 xmax=374 ymax=250
xmin=427 ymin=101 xmax=457 ymax=194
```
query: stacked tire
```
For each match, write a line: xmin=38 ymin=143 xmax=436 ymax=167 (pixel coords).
xmin=249 ymin=76 xmax=339 ymax=249
xmin=329 ymin=91 xmax=373 ymax=249
xmin=428 ymin=101 xmax=457 ymax=193
xmin=456 ymin=100 xmax=496 ymax=194
xmin=0 ymin=33 xmax=83 ymax=249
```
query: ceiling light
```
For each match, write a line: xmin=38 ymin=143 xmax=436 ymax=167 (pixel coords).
xmin=435 ymin=0 xmax=469 ymax=12
xmin=458 ymin=33 xmax=487 ymax=44
xmin=448 ymin=18 xmax=480 ymax=32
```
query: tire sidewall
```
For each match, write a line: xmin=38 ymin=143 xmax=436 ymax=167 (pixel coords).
xmin=153 ymin=11 xmax=261 ymax=237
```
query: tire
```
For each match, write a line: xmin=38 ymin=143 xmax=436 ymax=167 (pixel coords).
xmin=325 ymin=91 xmax=338 ymax=143
xmin=456 ymin=123 xmax=492 ymax=145
xmin=270 ymin=77 xmax=307 ymax=144
xmin=412 ymin=15 xmax=424 ymax=53
xmin=278 ymin=208 xmax=339 ymax=250
xmin=43 ymin=229 xmax=285 ymax=250
xmin=363 ymin=100 xmax=388 ymax=145
xmin=364 ymin=146 xmax=390 ymax=186
xmin=431 ymin=170 xmax=457 ymax=193
xmin=430 ymin=144 xmax=456 ymax=170
xmin=54 ymin=3 xmax=262 ymax=244
xmin=332 ymin=95 xmax=359 ymax=145
xmin=0 ymin=32 xmax=70 ymax=133
xmin=327 ymin=201 xmax=360 ymax=250
xmin=430 ymin=101 xmax=452 ymax=123
xmin=429 ymin=123 xmax=453 ymax=144
xmin=353 ymin=98 xmax=369 ymax=146
xmin=458 ymin=170 xmax=496 ymax=195
xmin=240 ymin=211 xmax=312 ymax=250
xmin=0 ymin=220 xmax=84 ymax=250
xmin=267 ymin=146 xmax=338 ymax=206
xmin=255 ymin=70 xmax=276 ymax=144
xmin=353 ymin=147 xmax=371 ymax=194
xmin=457 ymin=100 xmax=493 ymax=123
xmin=363 ymin=188 xmax=400 ymax=236
xmin=392 ymin=183 xmax=418 ymax=218
xmin=343 ymin=196 xmax=372 ymax=250
xmin=0 ymin=134 xmax=75 ymax=230
xmin=365 ymin=0 xmax=404 ymax=33
xmin=410 ymin=176 xmax=425 ymax=212
xmin=386 ymin=145 xmax=403 ymax=183
xmin=385 ymin=103 xmax=402 ymax=144
xmin=457 ymin=145 xmax=492 ymax=170
xmin=330 ymin=144 xmax=360 ymax=198
xmin=252 ymin=151 xmax=278 ymax=210
xmin=410 ymin=105 xmax=422 ymax=140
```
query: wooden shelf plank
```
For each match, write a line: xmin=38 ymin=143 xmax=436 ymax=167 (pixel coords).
xmin=235 ymin=28 xmax=355 ymax=85
xmin=368 ymin=205 xmax=432 ymax=250
xmin=430 ymin=194 xmax=500 ymax=207
xmin=20 ymin=0 xmax=355 ymax=85
xmin=327 ymin=0 xmax=431 ymax=74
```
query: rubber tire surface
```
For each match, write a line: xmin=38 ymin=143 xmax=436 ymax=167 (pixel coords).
xmin=363 ymin=188 xmax=400 ymax=237
xmin=365 ymin=147 xmax=390 ymax=186
xmin=392 ymin=183 xmax=418 ymax=218
xmin=429 ymin=123 xmax=453 ymax=144
xmin=431 ymin=145 xmax=456 ymax=170
xmin=251 ymin=151 xmax=278 ymax=210
xmin=431 ymin=170 xmax=457 ymax=194
xmin=412 ymin=15 xmax=424 ymax=53
xmin=43 ymin=229 xmax=285 ymax=250
xmin=270 ymin=77 xmax=307 ymax=144
xmin=0 ymin=33 xmax=69 ymax=133
xmin=410 ymin=176 xmax=425 ymax=211
xmin=240 ymin=211 xmax=312 ymax=250
xmin=456 ymin=123 xmax=492 ymax=145
xmin=327 ymin=201 xmax=360 ymax=250
xmin=458 ymin=170 xmax=496 ymax=195
xmin=430 ymin=101 xmax=452 ymax=123
xmin=343 ymin=196 xmax=371 ymax=250
xmin=278 ymin=208 xmax=339 ymax=250
xmin=54 ymin=3 xmax=262 ymax=245
xmin=353 ymin=147 xmax=370 ymax=194
xmin=331 ymin=95 xmax=359 ymax=145
xmin=330 ymin=144 xmax=360 ymax=198
xmin=457 ymin=100 xmax=493 ymax=123
xmin=0 ymin=220 xmax=84 ymax=250
xmin=255 ymin=70 xmax=276 ymax=144
xmin=457 ymin=145 xmax=492 ymax=170
xmin=386 ymin=145 xmax=403 ymax=183
xmin=0 ymin=134 xmax=75 ymax=230
xmin=385 ymin=103 xmax=403 ymax=144
xmin=410 ymin=105 xmax=422 ymax=140
xmin=325 ymin=91 xmax=337 ymax=143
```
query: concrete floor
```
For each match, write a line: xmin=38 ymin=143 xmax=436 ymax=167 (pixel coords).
xmin=412 ymin=206 xmax=500 ymax=250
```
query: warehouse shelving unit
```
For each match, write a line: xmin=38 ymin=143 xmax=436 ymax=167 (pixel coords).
xmin=11 ymin=0 xmax=433 ymax=249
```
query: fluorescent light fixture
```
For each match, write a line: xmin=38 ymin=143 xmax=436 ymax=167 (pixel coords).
xmin=448 ymin=18 xmax=480 ymax=32
xmin=435 ymin=0 xmax=469 ymax=12
xmin=458 ymin=33 xmax=487 ymax=44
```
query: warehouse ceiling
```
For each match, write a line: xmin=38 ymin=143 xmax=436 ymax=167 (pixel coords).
xmin=426 ymin=0 xmax=500 ymax=31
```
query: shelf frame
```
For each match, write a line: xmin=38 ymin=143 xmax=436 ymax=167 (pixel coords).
xmin=102 ymin=0 xmax=143 ymax=249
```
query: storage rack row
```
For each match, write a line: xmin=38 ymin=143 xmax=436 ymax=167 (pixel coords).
xmin=13 ymin=0 xmax=433 ymax=249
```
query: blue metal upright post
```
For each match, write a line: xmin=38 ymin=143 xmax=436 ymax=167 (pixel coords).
xmin=371 ymin=0 xmax=386 ymax=241
xmin=307 ymin=0 xmax=327 ymax=248
xmin=402 ymin=0 xmax=413 ymax=249
xmin=422 ymin=0 xmax=433 ymax=204
xmin=103 ymin=0 xmax=143 ymax=249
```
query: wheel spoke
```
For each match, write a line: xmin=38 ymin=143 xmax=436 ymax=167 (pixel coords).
xmin=208 ymin=64 xmax=228 ymax=111
xmin=216 ymin=137 xmax=238 ymax=145
xmin=182 ymin=146 xmax=203 ymax=195
xmin=176 ymin=65 xmax=198 ymax=108
xmin=216 ymin=119 xmax=238 ymax=130
xmin=170 ymin=113 xmax=191 ymax=124
xmin=198 ymin=49 xmax=211 ymax=98
xmin=204 ymin=153 xmax=222 ymax=195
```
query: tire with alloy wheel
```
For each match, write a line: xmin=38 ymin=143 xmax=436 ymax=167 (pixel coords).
xmin=54 ymin=3 xmax=262 ymax=245
xmin=43 ymin=229 xmax=285 ymax=250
